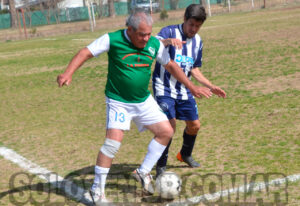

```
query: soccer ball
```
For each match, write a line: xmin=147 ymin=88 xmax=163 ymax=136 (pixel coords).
xmin=155 ymin=171 xmax=182 ymax=199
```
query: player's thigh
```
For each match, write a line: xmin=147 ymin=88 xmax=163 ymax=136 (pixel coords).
xmin=145 ymin=120 xmax=173 ymax=145
xmin=155 ymin=96 xmax=177 ymax=132
xmin=134 ymin=95 xmax=169 ymax=132
xmin=155 ymin=96 xmax=176 ymax=119
xmin=169 ymin=118 xmax=177 ymax=132
xmin=106 ymin=97 xmax=132 ymax=131
xmin=176 ymin=98 xmax=199 ymax=121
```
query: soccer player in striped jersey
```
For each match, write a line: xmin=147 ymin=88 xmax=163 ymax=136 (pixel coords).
xmin=152 ymin=4 xmax=227 ymax=177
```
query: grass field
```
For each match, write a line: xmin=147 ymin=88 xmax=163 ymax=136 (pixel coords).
xmin=0 ymin=5 xmax=300 ymax=206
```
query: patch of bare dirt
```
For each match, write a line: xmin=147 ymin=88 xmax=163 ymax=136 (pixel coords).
xmin=247 ymin=72 xmax=300 ymax=94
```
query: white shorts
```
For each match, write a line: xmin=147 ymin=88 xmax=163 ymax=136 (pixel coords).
xmin=106 ymin=95 xmax=168 ymax=132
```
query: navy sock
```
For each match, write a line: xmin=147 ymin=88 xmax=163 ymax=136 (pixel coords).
xmin=156 ymin=139 xmax=172 ymax=167
xmin=180 ymin=130 xmax=197 ymax=157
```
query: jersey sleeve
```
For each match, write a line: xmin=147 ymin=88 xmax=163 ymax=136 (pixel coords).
xmin=156 ymin=41 xmax=170 ymax=66
xmin=193 ymin=40 xmax=203 ymax=68
xmin=87 ymin=33 xmax=110 ymax=57
xmin=156 ymin=26 xmax=171 ymax=40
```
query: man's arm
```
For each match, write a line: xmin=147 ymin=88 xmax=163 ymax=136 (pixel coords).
xmin=57 ymin=48 xmax=93 ymax=87
xmin=191 ymin=68 xmax=226 ymax=98
xmin=163 ymin=60 xmax=212 ymax=98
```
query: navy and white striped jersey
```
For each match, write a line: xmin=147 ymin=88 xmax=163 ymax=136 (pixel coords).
xmin=152 ymin=24 xmax=203 ymax=100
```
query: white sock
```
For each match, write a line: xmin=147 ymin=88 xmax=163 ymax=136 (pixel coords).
xmin=139 ymin=138 xmax=167 ymax=174
xmin=91 ymin=165 xmax=110 ymax=194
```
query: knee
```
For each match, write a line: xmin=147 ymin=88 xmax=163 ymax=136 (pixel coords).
xmin=163 ymin=124 xmax=174 ymax=140
xmin=186 ymin=121 xmax=201 ymax=135
xmin=100 ymin=138 xmax=121 ymax=158
xmin=157 ymin=123 xmax=174 ymax=143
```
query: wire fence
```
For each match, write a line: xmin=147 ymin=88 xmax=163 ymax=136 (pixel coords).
xmin=0 ymin=0 xmax=299 ymax=30
xmin=206 ymin=0 xmax=299 ymax=15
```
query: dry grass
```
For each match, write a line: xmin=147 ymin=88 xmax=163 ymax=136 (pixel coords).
xmin=247 ymin=72 xmax=300 ymax=94
xmin=0 ymin=4 xmax=299 ymax=205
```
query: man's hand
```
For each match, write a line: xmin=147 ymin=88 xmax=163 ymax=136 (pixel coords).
xmin=190 ymin=86 xmax=212 ymax=99
xmin=57 ymin=73 xmax=72 ymax=87
xmin=210 ymin=86 xmax=226 ymax=98
xmin=162 ymin=38 xmax=186 ymax=49
xmin=56 ymin=48 xmax=93 ymax=88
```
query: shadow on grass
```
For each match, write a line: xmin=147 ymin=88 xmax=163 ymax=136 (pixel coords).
xmin=0 ymin=163 xmax=183 ymax=205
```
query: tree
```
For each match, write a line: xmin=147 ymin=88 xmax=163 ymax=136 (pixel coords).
xmin=8 ymin=0 xmax=18 ymax=28
xmin=160 ymin=0 xmax=164 ymax=10
xmin=46 ymin=0 xmax=62 ymax=24
xmin=108 ymin=0 xmax=115 ymax=18
xmin=170 ymin=0 xmax=179 ymax=10
xmin=36 ymin=0 xmax=64 ymax=25
xmin=23 ymin=0 xmax=33 ymax=27
xmin=97 ymin=0 xmax=103 ymax=18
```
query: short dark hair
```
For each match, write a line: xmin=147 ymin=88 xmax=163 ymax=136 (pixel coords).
xmin=184 ymin=4 xmax=207 ymax=22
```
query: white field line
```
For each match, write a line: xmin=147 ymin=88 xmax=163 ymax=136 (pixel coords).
xmin=0 ymin=146 xmax=93 ymax=206
xmin=167 ymin=173 xmax=300 ymax=206
xmin=1 ymin=146 xmax=300 ymax=206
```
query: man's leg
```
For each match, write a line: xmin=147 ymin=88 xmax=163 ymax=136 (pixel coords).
xmin=132 ymin=120 xmax=173 ymax=194
xmin=90 ymin=129 xmax=124 ymax=204
xmin=139 ymin=120 xmax=173 ymax=172
xmin=156 ymin=118 xmax=176 ymax=177
xmin=177 ymin=120 xmax=201 ymax=167
xmin=154 ymin=96 xmax=177 ymax=177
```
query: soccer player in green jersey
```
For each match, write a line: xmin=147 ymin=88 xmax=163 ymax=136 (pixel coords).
xmin=57 ymin=9 xmax=212 ymax=205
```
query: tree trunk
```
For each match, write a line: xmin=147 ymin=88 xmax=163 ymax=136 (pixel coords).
xmin=9 ymin=0 xmax=18 ymax=28
xmin=40 ymin=2 xmax=50 ymax=25
xmin=108 ymin=0 xmax=115 ymax=18
xmin=170 ymin=0 xmax=179 ymax=10
xmin=161 ymin=0 xmax=164 ymax=10
xmin=98 ymin=0 xmax=103 ymax=18
xmin=53 ymin=0 xmax=61 ymax=24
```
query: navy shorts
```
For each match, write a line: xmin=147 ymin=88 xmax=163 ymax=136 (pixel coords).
xmin=155 ymin=96 xmax=199 ymax=121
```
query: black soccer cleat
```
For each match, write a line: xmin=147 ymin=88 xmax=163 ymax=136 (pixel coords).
xmin=177 ymin=152 xmax=201 ymax=168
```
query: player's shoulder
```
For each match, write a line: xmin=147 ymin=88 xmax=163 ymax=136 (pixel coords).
xmin=157 ymin=24 xmax=180 ymax=38
xmin=107 ymin=29 xmax=127 ymax=46
xmin=164 ymin=24 xmax=179 ymax=29
xmin=108 ymin=29 xmax=124 ymax=37
xmin=161 ymin=24 xmax=180 ymax=32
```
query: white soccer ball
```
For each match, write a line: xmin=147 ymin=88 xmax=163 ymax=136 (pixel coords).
xmin=155 ymin=171 xmax=182 ymax=199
